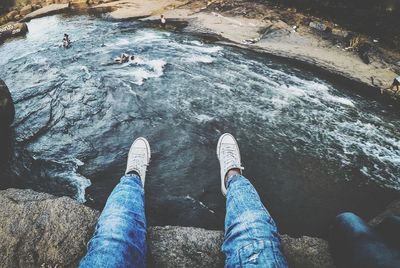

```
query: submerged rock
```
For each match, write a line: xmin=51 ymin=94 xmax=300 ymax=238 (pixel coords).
xmin=0 ymin=22 xmax=28 ymax=43
xmin=0 ymin=188 xmax=335 ymax=268
xmin=0 ymin=79 xmax=14 ymax=127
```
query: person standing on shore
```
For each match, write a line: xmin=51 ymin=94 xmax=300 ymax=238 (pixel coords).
xmin=160 ymin=14 xmax=166 ymax=29
xmin=381 ymin=76 xmax=400 ymax=96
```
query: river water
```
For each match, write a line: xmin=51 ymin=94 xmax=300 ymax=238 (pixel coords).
xmin=1 ymin=15 xmax=399 ymax=236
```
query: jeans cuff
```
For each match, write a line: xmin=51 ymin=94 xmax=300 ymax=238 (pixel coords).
xmin=226 ymin=174 xmax=243 ymax=189
xmin=123 ymin=174 xmax=142 ymax=184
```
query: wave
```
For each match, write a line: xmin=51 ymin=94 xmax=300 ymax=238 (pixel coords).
xmin=185 ymin=55 xmax=214 ymax=63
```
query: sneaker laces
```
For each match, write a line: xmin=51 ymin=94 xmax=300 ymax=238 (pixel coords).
xmin=223 ymin=145 xmax=242 ymax=170
xmin=127 ymin=152 xmax=148 ymax=173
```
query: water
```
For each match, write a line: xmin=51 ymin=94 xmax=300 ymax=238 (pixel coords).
xmin=1 ymin=15 xmax=399 ymax=236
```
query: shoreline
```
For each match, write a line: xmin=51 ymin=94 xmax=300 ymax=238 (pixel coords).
xmin=1 ymin=0 xmax=400 ymax=104
xmin=96 ymin=0 xmax=400 ymax=101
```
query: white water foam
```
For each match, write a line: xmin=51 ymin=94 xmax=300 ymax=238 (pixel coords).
xmin=186 ymin=55 xmax=214 ymax=63
xmin=129 ymin=59 xmax=166 ymax=85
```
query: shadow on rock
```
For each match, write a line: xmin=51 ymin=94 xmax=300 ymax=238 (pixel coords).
xmin=0 ymin=79 xmax=15 ymax=188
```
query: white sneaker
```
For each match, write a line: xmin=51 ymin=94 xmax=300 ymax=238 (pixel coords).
xmin=216 ymin=133 xmax=244 ymax=196
xmin=125 ymin=137 xmax=151 ymax=186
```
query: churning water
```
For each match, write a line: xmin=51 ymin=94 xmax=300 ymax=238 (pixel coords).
xmin=1 ymin=15 xmax=399 ymax=236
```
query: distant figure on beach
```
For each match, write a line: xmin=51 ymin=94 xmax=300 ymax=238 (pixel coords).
xmin=381 ymin=76 xmax=400 ymax=96
xmin=160 ymin=14 xmax=166 ymax=28
xmin=62 ymin=33 xmax=70 ymax=48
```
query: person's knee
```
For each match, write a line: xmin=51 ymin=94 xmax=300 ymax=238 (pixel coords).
xmin=334 ymin=212 xmax=371 ymax=236
xmin=336 ymin=212 xmax=359 ymax=223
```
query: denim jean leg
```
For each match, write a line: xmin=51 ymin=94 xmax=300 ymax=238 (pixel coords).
xmin=222 ymin=175 xmax=288 ymax=268
xmin=330 ymin=212 xmax=400 ymax=268
xmin=79 ymin=175 xmax=147 ymax=268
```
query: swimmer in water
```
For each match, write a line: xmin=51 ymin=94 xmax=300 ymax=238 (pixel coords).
xmin=63 ymin=33 xmax=70 ymax=48
xmin=115 ymin=53 xmax=130 ymax=64
xmin=115 ymin=54 xmax=140 ymax=64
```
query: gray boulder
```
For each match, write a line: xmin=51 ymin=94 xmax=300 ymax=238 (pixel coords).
xmin=148 ymin=226 xmax=225 ymax=268
xmin=148 ymin=227 xmax=335 ymax=268
xmin=0 ymin=188 xmax=335 ymax=267
xmin=280 ymin=234 xmax=335 ymax=268
xmin=0 ymin=188 xmax=99 ymax=267
xmin=0 ymin=22 xmax=28 ymax=43
xmin=0 ymin=79 xmax=15 ymax=127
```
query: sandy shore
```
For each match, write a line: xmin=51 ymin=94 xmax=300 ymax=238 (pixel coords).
xmin=92 ymin=0 xmax=400 ymax=98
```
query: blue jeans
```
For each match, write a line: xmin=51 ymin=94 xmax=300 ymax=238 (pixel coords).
xmin=80 ymin=174 xmax=288 ymax=267
xmin=80 ymin=175 xmax=146 ymax=268
xmin=222 ymin=175 xmax=288 ymax=267
xmin=330 ymin=212 xmax=400 ymax=268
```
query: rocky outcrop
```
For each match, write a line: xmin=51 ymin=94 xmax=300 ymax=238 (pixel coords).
xmin=19 ymin=5 xmax=34 ymax=16
xmin=21 ymin=3 xmax=70 ymax=22
xmin=0 ymin=22 xmax=28 ymax=43
xmin=0 ymin=79 xmax=14 ymax=127
xmin=0 ymin=188 xmax=335 ymax=268
xmin=148 ymin=226 xmax=225 ymax=268
xmin=148 ymin=226 xmax=334 ymax=268
xmin=280 ymin=234 xmax=335 ymax=268
xmin=0 ymin=189 xmax=99 ymax=267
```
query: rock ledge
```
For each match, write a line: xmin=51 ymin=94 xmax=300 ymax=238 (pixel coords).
xmin=0 ymin=188 xmax=334 ymax=267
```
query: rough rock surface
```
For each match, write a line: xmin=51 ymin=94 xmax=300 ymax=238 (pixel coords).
xmin=280 ymin=234 xmax=335 ymax=268
xmin=0 ymin=188 xmax=335 ymax=268
xmin=0 ymin=188 xmax=100 ymax=267
xmin=22 ymin=3 xmax=69 ymax=22
xmin=0 ymin=79 xmax=15 ymax=127
xmin=19 ymin=5 xmax=33 ymax=16
xmin=148 ymin=227 xmax=335 ymax=268
xmin=0 ymin=22 xmax=28 ymax=43
xmin=147 ymin=226 xmax=225 ymax=268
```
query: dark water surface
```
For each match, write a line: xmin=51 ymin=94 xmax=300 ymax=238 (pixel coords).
xmin=1 ymin=15 xmax=399 ymax=237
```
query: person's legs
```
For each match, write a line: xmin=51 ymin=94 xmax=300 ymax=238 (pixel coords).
xmin=330 ymin=212 xmax=400 ymax=268
xmin=80 ymin=137 xmax=151 ymax=268
xmin=79 ymin=174 xmax=146 ymax=268
xmin=217 ymin=133 xmax=288 ymax=267
xmin=223 ymin=174 xmax=288 ymax=267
